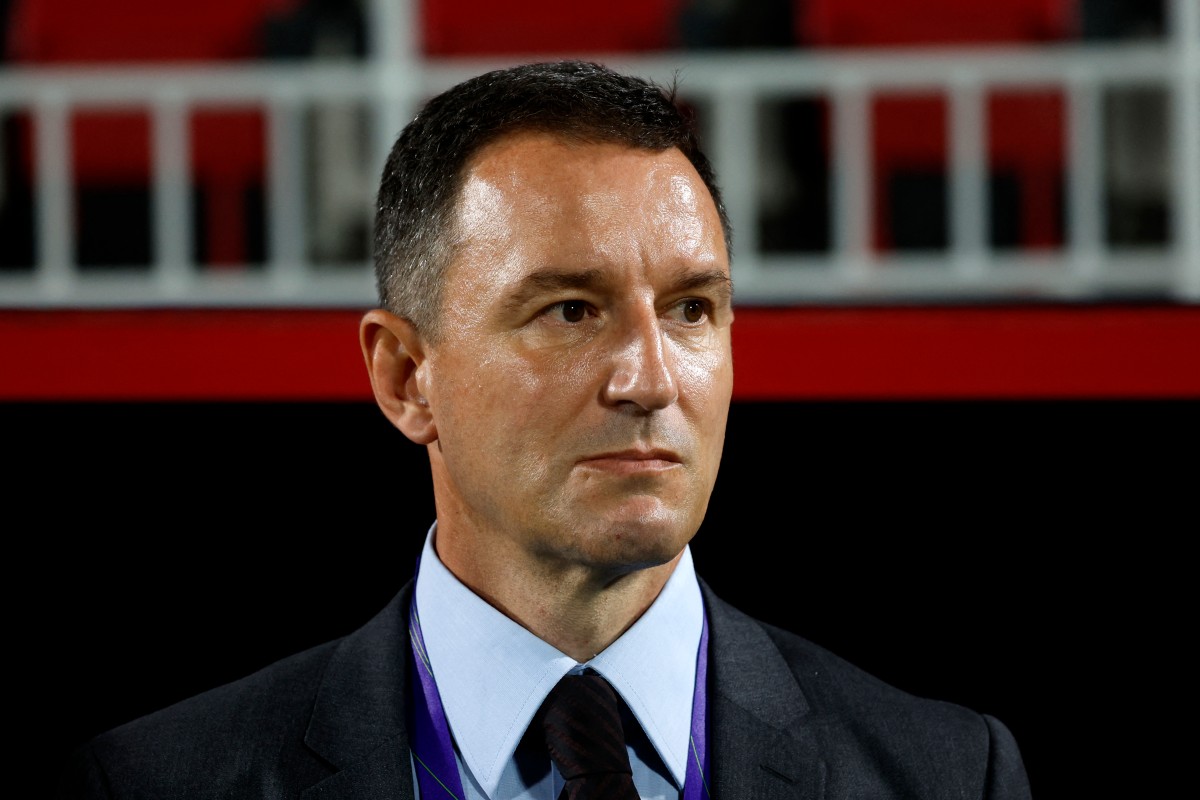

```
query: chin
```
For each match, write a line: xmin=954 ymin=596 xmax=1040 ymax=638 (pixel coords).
xmin=577 ymin=502 xmax=698 ymax=571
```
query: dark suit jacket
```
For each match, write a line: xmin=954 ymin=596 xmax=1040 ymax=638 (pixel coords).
xmin=58 ymin=579 xmax=1031 ymax=799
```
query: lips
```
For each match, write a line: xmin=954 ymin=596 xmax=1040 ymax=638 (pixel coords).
xmin=577 ymin=447 xmax=682 ymax=473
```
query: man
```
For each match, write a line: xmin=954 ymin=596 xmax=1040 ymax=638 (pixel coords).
xmin=58 ymin=61 xmax=1031 ymax=799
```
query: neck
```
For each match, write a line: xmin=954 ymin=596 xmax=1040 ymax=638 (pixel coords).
xmin=434 ymin=524 xmax=683 ymax=662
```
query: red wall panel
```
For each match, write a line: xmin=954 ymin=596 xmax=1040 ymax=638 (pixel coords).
xmin=2 ymin=306 xmax=1199 ymax=401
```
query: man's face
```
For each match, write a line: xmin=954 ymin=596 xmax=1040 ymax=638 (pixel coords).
xmin=420 ymin=132 xmax=733 ymax=575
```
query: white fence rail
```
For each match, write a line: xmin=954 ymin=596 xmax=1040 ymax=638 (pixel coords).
xmin=1 ymin=4 xmax=1197 ymax=308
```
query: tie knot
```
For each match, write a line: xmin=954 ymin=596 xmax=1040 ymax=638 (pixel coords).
xmin=539 ymin=673 xmax=633 ymax=780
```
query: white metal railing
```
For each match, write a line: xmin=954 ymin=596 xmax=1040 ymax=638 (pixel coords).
xmin=0 ymin=0 xmax=1197 ymax=308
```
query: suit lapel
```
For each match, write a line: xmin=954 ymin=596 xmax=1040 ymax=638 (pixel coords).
xmin=702 ymin=582 xmax=825 ymax=800
xmin=291 ymin=578 xmax=826 ymax=800
xmin=301 ymin=583 xmax=418 ymax=800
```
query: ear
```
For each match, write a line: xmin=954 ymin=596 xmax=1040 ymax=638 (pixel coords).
xmin=359 ymin=309 xmax=438 ymax=445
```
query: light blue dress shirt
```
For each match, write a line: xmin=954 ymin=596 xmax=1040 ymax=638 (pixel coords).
xmin=412 ymin=523 xmax=705 ymax=800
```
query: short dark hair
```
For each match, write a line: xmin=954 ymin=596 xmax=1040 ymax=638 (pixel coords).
xmin=372 ymin=60 xmax=731 ymax=338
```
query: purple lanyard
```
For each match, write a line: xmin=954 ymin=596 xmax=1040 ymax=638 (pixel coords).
xmin=407 ymin=592 xmax=711 ymax=799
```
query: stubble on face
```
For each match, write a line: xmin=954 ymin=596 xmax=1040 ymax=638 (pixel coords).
xmin=422 ymin=132 xmax=733 ymax=597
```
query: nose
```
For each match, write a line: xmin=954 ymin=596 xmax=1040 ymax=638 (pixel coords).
xmin=601 ymin=308 xmax=679 ymax=412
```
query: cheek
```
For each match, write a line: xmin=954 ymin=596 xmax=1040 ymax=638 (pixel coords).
xmin=674 ymin=338 xmax=733 ymax=410
xmin=502 ymin=338 xmax=610 ymax=409
xmin=673 ymin=339 xmax=733 ymax=462
xmin=438 ymin=347 xmax=594 ymax=451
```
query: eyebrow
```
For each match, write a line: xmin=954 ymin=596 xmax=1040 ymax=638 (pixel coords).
xmin=501 ymin=268 xmax=611 ymax=315
xmin=503 ymin=266 xmax=734 ymax=314
xmin=673 ymin=268 xmax=735 ymax=305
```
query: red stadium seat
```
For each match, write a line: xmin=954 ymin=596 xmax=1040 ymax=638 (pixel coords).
xmin=800 ymin=0 xmax=1076 ymax=250
xmin=802 ymin=0 xmax=1073 ymax=47
xmin=7 ymin=0 xmax=299 ymax=265
xmin=420 ymin=0 xmax=678 ymax=56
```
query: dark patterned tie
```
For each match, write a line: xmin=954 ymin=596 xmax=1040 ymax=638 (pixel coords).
xmin=538 ymin=672 xmax=640 ymax=800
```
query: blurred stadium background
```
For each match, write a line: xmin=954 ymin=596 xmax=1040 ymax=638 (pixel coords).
xmin=3 ymin=0 xmax=1196 ymax=796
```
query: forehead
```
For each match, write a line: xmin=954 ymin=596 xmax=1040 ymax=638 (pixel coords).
xmin=446 ymin=132 xmax=727 ymax=281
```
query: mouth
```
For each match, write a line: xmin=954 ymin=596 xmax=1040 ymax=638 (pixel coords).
xmin=577 ymin=448 xmax=682 ymax=474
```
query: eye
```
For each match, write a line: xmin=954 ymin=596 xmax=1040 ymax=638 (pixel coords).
xmin=672 ymin=298 xmax=709 ymax=324
xmin=548 ymin=300 xmax=590 ymax=323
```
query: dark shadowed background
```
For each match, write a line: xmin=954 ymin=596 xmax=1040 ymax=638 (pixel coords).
xmin=13 ymin=397 xmax=1194 ymax=798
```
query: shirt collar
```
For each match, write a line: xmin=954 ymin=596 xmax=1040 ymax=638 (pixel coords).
xmin=414 ymin=522 xmax=704 ymax=797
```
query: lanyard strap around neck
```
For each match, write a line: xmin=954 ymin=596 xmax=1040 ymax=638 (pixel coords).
xmin=406 ymin=587 xmax=711 ymax=799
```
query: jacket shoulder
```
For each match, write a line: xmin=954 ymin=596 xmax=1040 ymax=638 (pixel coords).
xmin=58 ymin=639 xmax=342 ymax=800
xmin=703 ymin=586 xmax=1031 ymax=799
xmin=764 ymin=618 xmax=1030 ymax=799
